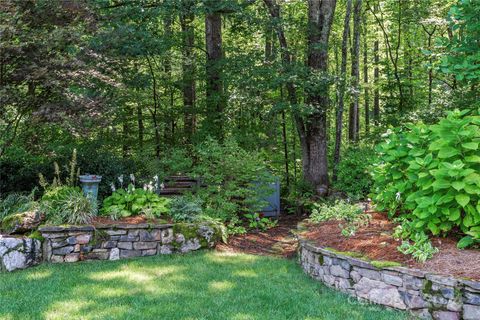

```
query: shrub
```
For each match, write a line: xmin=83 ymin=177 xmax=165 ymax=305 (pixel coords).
xmin=372 ymin=109 xmax=480 ymax=247
xmin=309 ymin=200 xmax=371 ymax=237
xmin=101 ymin=184 xmax=170 ymax=219
xmin=332 ymin=145 xmax=375 ymax=200
xmin=192 ymin=137 xmax=272 ymax=222
xmin=168 ymin=196 xmax=203 ymax=222
xmin=40 ymin=186 xmax=97 ymax=225
xmin=0 ymin=191 xmax=38 ymax=221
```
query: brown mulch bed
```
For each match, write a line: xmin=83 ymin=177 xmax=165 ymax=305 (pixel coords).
xmin=302 ymin=212 xmax=480 ymax=281
xmin=216 ymin=215 xmax=304 ymax=258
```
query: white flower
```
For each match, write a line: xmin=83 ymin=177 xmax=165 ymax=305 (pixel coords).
xmin=130 ymin=174 xmax=135 ymax=185
xmin=160 ymin=183 xmax=165 ymax=190
xmin=143 ymin=184 xmax=148 ymax=191
xmin=110 ymin=182 xmax=116 ymax=192
xmin=117 ymin=174 xmax=124 ymax=185
xmin=396 ymin=192 xmax=401 ymax=201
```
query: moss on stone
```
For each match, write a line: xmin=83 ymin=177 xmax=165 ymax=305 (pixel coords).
xmin=370 ymin=260 xmax=402 ymax=269
xmin=324 ymin=247 xmax=364 ymax=258
xmin=1 ymin=213 xmax=24 ymax=232
xmin=28 ymin=230 xmax=44 ymax=242
xmin=422 ymin=279 xmax=433 ymax=295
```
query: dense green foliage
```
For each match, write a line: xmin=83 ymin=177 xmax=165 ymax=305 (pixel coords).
xmin=168 ymin=196 xmax=203 ymax=222
xmin=0 ymin=251 xmax=408 ymax=320
xmin=372 ymin=110 xmax=480 ymax=246
xmin=101 ymin=184 xmax=170 ymax=219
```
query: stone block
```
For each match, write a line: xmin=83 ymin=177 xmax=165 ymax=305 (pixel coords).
xmin=2 ymin=251 xmax=26 ymax=271
xmin=52 ymin=246 xmax=74 ymax=256
xmin=138 ymin=230 xmax=155 ymax=241
xmin=109 ymin=248 xmax=120 ymax=261
xmin=161 ymin=229 xmax=173 ymax=244
xmin=158 ymin=245 xmax=172 ymax=254
xmin=142 ymin=249 xmax=157 ymax=256
xmin=404 ymin=275 xmax=424 ymax=290
xmin=86 ymin=249 xmax=109 ymax=260
xmin=354 ymin=267 xmax=381 ymax=281
xmin=427 ymin=274 xmax=458 ymax=287
xmin=180 ymin=239 xmax=201 ymax=253
xmin=106 ymin=230 xmax=127 ymax=236
xmin=382 ymin=273 xmax=403 ymax=287
xmin=119 ymin=235 xmax=137 ymax=242
xmin=150 ymin=230 xmax=162 ymax=241
xmin=66 ymin=236 xmax=77 ymax=245
xmin=120 ymin=249 xmax=142 ymax=259
xmin=464 ymin=292 xmax=480 ymax=305
xmin=117 ymin=242 xmax=133 ymax=250
xmin=102 ymin=241 xmax=118 ymax=249
xmin=350 ymin=270 xmax=362 ymax=283
xmin=330 ymin=265 xmax=350 ymax=279
xmin=133 ymin=241 xmax=157 ymax=250
xmin=51 ymin=255 xmax=65 ymax=263
xmin=432 ymin=311 xmax=460 ymax=320
xmin=447 ymin=299 xmax=462 ymax=312
xmin=354 ymin=277 xmax=407 ymax=309
xmin=64 ymin=253 xmax=80 ymax=263
xmin=464 ymin=304 xmax=480 ymax=320
xmin=76 ymin=234 xmax=91 ymax=244
xmin=336 ymin=277 xmax=352 ymax=290
xmin=323 ymin=275 xmax=335 ymax=286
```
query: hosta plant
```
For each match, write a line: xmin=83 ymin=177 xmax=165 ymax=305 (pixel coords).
xmin=372 ymin=109 xmax=480 ymax=248
xmin=101 ymin=184 xmax=170 ymax=219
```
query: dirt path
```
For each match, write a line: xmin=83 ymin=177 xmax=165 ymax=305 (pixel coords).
xmin=216 ymin=215 xmax=304 ymax=258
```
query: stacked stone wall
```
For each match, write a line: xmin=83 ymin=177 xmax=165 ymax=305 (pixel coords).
xmin=299 ymin=239 xmax=480 ymax=320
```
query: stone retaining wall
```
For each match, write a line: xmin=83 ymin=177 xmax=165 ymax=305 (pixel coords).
xmin=39 ymin=223 xmax=220 ymax=263
xmin=299 ymin=239 xmax=480 ymax=320
xmin=0 ymin=236 xmax=42 ymax=272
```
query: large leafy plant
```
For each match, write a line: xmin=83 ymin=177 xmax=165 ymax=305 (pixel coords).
xmin=101 ymin=184 xmax=170 ymax=219
xmin=372 ymin=109 xmax=480 ymax=247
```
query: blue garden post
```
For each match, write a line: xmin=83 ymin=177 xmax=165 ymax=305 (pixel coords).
xmin=79 ymin=175 xmax=102 ymax=201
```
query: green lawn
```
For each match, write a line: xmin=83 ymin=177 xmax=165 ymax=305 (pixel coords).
xmin=0 ymin=251 xmax=410 ymax=320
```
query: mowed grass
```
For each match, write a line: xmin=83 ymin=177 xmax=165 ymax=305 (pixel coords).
xmin=0 ymin=251 xmax=411 ymax=320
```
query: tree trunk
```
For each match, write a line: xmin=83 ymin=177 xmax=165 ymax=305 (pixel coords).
xmin=304 ymin=0 xmax=336 ymax=196
xmin=363 ymin=8 xmax=369 ymax=134
xmin=333 ymin=0 xmax=352 ymax=182
xmin=180 ymin=0 xmax=196 ymax=143
xmin=348 ymin=0 xmax=361 ymax=142
xmin=205 ymin=11 xmax=224 ymax=140
xmin=373 ymin=22 xmax=380 ymax=124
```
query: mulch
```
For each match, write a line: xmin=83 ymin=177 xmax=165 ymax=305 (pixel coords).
xmin=216 ymin=215 xmax=305 ymax=258
xmin=302 ymin=212 xmax=480 ymax=281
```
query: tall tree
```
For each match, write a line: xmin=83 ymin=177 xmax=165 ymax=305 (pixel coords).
xmin=303 ymin=0 xmax=337 ymax=195
xmin=205 ymin=6 xmax=224 ymax=140
xmin=333 ymin=0 xmax=352 ymax=182
xmin=348 ymin=0 xmax=362 ymax=142
xmin=363 ymin=7 xmax=370 ymax=133
xmin=180 ymin=0 xmax=196 ymax=143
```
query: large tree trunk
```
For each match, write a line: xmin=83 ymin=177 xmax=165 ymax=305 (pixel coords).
xmin=333 ymin=0 xmax=352 ymax=182
xmin=205 ymin=11 xmax=224 ymax=140
xmin=304 ymin=0 xmax=336 ymax=196
xmin=180 ymin=0 xmax=196 ymax=143
xmin=348 ymin=0 xmax=362 ymax=142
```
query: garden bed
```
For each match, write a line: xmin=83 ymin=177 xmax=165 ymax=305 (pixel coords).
xmin=301 ymin=212 xmax=480 ymax=281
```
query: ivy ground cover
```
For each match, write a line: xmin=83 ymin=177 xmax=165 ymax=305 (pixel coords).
xmin=0 ymin=252 xmax=408 ymax=320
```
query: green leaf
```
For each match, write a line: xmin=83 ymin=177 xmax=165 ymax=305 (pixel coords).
xmin=452 ymin=181 xmax=466 ymax=191
xmin=462 ymin=142 xmax=479 ymax=150
xmin=456 ymin=194 xmax=470 ymax=207
xmin=457 ymin=236 xmax=475 ymax=249
xmin=465 ymin=155 xmax=480 ymax=163
xmin=438 ymin=147 xmax=460 ymax=159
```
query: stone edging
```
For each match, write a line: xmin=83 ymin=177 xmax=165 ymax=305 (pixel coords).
xmin=298 ymin=236 xmax=480 ymax=320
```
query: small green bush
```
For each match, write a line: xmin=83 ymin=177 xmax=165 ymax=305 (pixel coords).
xmin=372 ymin=109 xmax=480 ymax=247
xmin=333 ymin=145 xmax=375 ymax=200
xmin=0 ymin=191 xmax=38 ymax=221
xmin=40 ymin=186 xmax=97 ymax=225
xmin=309 ymin=200 xmax=371 ymax=237
xmin=168 ymin=196 xmax=203 ymax=222
xmin=101 ymin=184 xmax=170 ymax=219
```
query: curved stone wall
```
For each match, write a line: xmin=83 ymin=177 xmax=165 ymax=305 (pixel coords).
xmin=298 ymin=238 xmax=480 ymax=320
